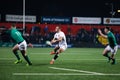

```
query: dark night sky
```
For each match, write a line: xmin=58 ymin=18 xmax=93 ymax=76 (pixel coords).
xmin=0 ymin=0 xmax=120 ymax=18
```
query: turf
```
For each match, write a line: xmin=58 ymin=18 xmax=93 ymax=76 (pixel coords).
xmin=0 ymin=47 xmax=120 ymax=80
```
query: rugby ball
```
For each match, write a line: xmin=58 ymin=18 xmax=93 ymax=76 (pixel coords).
xmin=46 ymin=41 xmax=52 ymax=46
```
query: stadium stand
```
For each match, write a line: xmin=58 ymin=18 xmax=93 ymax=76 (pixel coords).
xmin=0 ymin=22 xmax=120 ymax=47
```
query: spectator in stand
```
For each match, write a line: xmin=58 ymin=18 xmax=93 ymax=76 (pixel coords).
xmin=67 ymin=25 xmax=71 ymax=34
xmin=31 ymin=26 xmax=41 ymax=35
xmin=44 ymin=23 xmax=49 ymax=34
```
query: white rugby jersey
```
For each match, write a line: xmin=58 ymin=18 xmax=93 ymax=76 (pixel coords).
xmin=54 ymin=31 xmax=67 ymax=47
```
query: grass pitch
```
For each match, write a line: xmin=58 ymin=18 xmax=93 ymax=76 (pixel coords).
xmin=0 ymin=47 xmax=120 ymax=80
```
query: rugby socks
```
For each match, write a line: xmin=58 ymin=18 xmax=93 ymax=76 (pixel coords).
xmin=111 ymin=58 xmax=116 ymax=64
xmin=13 ymin=51 xmax=20 ymax=60
xmin=54 ymin=54 xmax=59 ymax=60
xmin=53 ymin=52 xmax=59 ymax=60
xmin=103 ymin=54 xmax=111 ymax=59
xmin=22 ymin=54 xmax=32 ymax=65
xmin=54 ymin=48 xmax=58 ymax=53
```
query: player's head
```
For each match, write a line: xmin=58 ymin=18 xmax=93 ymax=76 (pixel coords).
xmin=8 ymin=24 xmax=15 ymax=30
xmin=104 ymin=26 xmax=110 ymax=34
xmin=55 ymin=26 xmax=61 ymax=32
xmin=9 ymin=24 xmax=16 ymax=30
xmin=11 ymin=24 xmax=16 ymax=28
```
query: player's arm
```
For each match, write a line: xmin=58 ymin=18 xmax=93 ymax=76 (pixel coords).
xmin=51 ymin=37 xmax=63 ymax=44
xmin=55 ymin=37 xmax=63 ymax=42
xmin=22 ymin=35 xmax=33 ymax=47
xmin=51 ymin=38 xmax=57 ymax=44
xmin=98 ymin=29 xmax=108 ymax=38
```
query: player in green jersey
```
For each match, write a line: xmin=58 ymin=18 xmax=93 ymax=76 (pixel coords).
xmin=8 ymin=24 xmax=33 ymax=66
xmin=98 ymin=27 xmax=118 ymax=65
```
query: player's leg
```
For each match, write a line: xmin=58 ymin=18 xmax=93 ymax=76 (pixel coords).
xmin=50 ymin=48 xmax=64 ymax=64
xmin=110 ymin=46 xmax=118 ymax=65
xmin=50 ymin=46 xmax=59 ymax=55
xmin=110 ymin=53 xmax=116 ymax=64
xmin=12 ymin=44 xmax=22 ymax=64
xmin=19 ymin=41 xmax=32 ymax=65
xmin=54 ymin=47 xmax=60 ymax=53
xmin=20 ymin=50 xmax=32 ymax=65
xmin=103 ymin=45 xmax=111 ymax=62
xmin=50 ymin=46 xmax=67 ymax=64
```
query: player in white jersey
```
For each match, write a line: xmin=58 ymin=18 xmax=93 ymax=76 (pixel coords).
xmin=50 ymin=26 xmax=67 ymax=64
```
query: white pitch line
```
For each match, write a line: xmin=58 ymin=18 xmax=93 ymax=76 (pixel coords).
xmin=29 ymin=53 xmax=92 ymax=55
xmin=49 ymin=67 xmax=104 ymax=75
xmin=0 ymin=58 xmax=120 ymax=61
xmin=60 ymin=59 xmax=107 ymax=61
xmin=29 ymin=51 xmax=100 ymax=54
xmin=0 ymin=58 xmax=98 ymax=60
xmin=0 ymin=58 xmax=15 ymax=60
xmin=12 ymin=73 xmax=120 ymax=76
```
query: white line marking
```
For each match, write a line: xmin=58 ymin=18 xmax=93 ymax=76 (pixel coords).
xmin=29 ymin=53 xmax=91 ymax=55
xmin=29 ymin=53 xmax=49 ymax=54
xmin=13 ymin=73 xmax=120 ymax=76
xmin=49 ymin=67 xmax=104 ymax=75
xmin=0 ymin=58 xmax=15 ymax=60
xmin=29 ymin=52 xmax=99 ymax=54
xmin=59 ymin=59 xmax=109 ymax=61
xmin=0 ymin=58 xmax=108 ymax=61
xmin=0 ymin=58 xmax=120 ymax=61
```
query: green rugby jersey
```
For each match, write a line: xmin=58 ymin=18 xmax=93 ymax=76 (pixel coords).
xmin=107 ymin=31 xmax=117 ymax=48
xmin=9 ymin=28 xmax=24 ymax=43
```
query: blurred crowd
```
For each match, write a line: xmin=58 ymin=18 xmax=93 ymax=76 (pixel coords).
xmin=0 ymin=25 xmax=120 ymax=47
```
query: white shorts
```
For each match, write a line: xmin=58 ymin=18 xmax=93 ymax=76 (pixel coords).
xmin=105 ymin=45 xmax=118 ymax=54
xmin=18 ymin=40 xmax=27 ymax=50
xmin=56 ymin=44 xmax=67 ymax=51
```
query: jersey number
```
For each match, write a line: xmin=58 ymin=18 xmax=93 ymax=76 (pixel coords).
xmin=15 ymin=32 xmax=21 ymax=36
